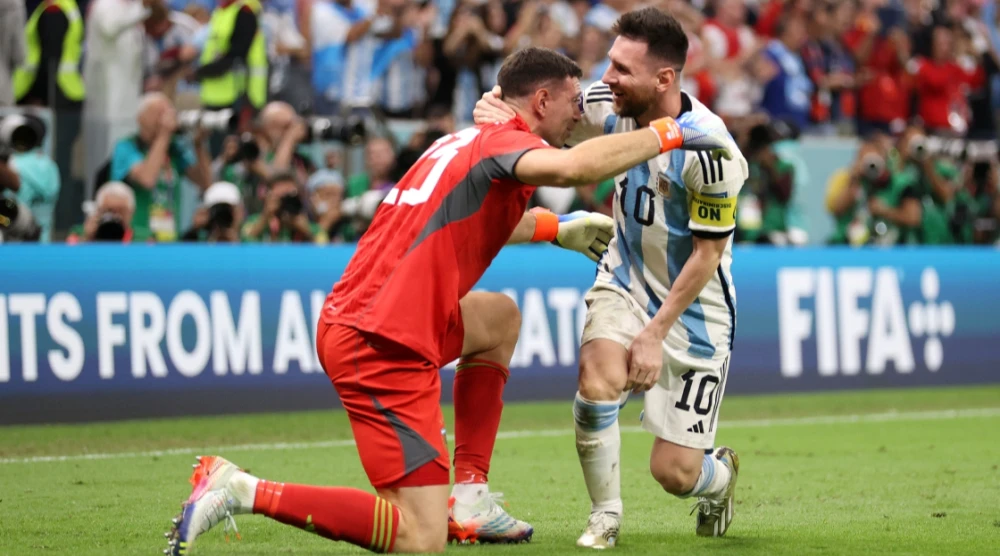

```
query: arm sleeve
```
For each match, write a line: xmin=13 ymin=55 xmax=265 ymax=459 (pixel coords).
xmin=110 ymin=140 xmax=144 ymax=182
xmin=228 ymin=9 xmax=257 ymax=59
xmin=482 ymin=128 xmax=553 ymax=181
xmin=683 ymin=150 xmax=750 ymax=238
xmin=197 ymin=8 xmax=258 ymax=78
xmin=563 ymin=81 xmax=617 ymax=147
xmin=39 ymin=10 xmax=69 ymax=63
xmin=94 ymin=0 xmax=151 ymax=41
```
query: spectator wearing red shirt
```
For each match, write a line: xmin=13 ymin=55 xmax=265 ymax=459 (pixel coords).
xmin=755 ymin=0 xmax=813 ymax=39
xmin=843 ymin=1 xmax=912 ymax=136
xmin=910 ymin=24 xmax=985 ymax=135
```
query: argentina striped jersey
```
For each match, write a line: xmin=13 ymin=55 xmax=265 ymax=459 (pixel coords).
xmin=567 ymin=82 xmax=748 ymax=360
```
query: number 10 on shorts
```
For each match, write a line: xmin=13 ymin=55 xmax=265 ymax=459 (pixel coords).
xmin=674 ymin=371 xmax=721 ymax=416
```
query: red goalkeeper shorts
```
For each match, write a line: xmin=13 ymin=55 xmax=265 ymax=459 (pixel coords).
xmin=316 ymin=322 xmax=450 ymax=489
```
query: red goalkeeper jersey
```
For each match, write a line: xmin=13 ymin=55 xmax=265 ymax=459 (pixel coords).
xmin=322 ymin=116 xmax=551 ymax=366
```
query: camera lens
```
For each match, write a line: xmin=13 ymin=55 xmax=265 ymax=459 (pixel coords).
xmin=303 ymin=117 xmax=367 ymax=145
xmin=94 ymin=214 xmax=126 ymax=241
xmin=0 ymin=197 xmax=18 ymax=228
xmin=0 ymin=115 xmax=44 ymax=152
xmin=279 ymin=194 xmax=303 ymax=216
xmin=208 ymin=203 xmax=235 ymax=229
xmin=238 ymin=133 xmax=260 ymax=161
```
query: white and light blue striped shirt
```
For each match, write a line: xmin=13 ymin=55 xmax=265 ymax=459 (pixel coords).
xmin=568 ymin=83 xmax=748 ymax=362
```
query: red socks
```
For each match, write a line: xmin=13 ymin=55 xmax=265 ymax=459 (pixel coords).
xmin=452 ymin=358 xmax=509 ymax=484
xmin=254 ymin=481 xmax=399 ymax=553
xmin=246 ymin=358 xmax=507 ymax=551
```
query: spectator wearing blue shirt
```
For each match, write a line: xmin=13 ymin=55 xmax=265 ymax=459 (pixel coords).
xmin=10 ymin=143 xmax=60 ymax=242
xmin=760 ymin=16 xmax=814 ymax=131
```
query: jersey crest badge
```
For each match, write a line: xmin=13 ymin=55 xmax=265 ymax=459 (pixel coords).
xmin=657 ymin=173 xmax=672 ymax=199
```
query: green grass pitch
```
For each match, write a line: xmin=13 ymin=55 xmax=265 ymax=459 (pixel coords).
xmin=1 ymin=385 xmax=999 ymax=555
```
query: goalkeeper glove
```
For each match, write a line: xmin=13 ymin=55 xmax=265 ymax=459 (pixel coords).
xmin=648 ymin=114 xmax=734 ymax=160
xmin=531 ymin=208 xmax=614 ymax=262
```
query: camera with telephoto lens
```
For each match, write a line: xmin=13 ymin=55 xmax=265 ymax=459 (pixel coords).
xmin=278 ymin=193 xmax=303 ymax=217
xmin=861 ymin=153 xmax=886 ymax=182
xmin=93 ymin=212 xmax=127 ymax=241
xmin=909 ymin=135 xmax=929 ymax=161
xmin=908 ymin=135 xmax=955 ymax=161
xmin=208 ymin=203 xmax=235 ymax=230
xmin=176 ymin=109 xmax=239 ymax=133
xmin=303 ymin=115 xmax=367 ymax=145
xmin=0 ymin=198 xmax=41 ymax=242
xmin=0 ymin=114 xmax=45 ymax=156
xmin=0 ymin=197 xmax=17 ymax=228
xmin=961 ymin=140 xmax=998 ymax=164
xmin=340 ymin=189 xmax=386 ymax=220
xmin=229 ymin=132 xmax=261 ymax=163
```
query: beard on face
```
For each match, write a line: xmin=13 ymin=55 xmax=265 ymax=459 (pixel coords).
xmin=613 ymin=85 xmax=657 ymax=120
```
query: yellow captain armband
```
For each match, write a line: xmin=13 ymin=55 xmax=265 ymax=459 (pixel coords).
xmin=689 ymin=190 xmax=737 ymax=231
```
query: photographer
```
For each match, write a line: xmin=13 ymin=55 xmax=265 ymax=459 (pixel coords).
xmin=5 ymin=114 xmax=60 ymax=242
xmin=826 ymin=137 xmax=884 ymax=246
xmin=67 ymin=181 xmax=138 ymax=243
xmin=860 ymin=130 xmax=923 ymax=245
xmin=240 ymin=171 xmax=321 ymax=243
xmin=182 ymin=181 xmax=244 ymax=242
xmin=212 ymin=101 xmax=315 ymax=211
xmin=960 ymin=157 xmax=1000 ymax=245
xmin=892 ymin=127 xmax=962 ymax=245
xmin=256 ymin=101 xmax=311 ymax=181
xmin=735 ymin=121 xmax=808 ymax=246
xmin=307 ymin=169 xmax=346 ymax=244
xmin=212 ymin=131 xmax=266 ymax=213
xmin=109 ymin=92 xmax=211 ymax=242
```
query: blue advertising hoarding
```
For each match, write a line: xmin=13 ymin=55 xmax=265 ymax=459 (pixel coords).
xmin=1 ymin=245 xmax=996 ymax=424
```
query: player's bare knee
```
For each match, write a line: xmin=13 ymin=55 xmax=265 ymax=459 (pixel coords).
xmin=649 ymin=452 xmax=701 ymax=496
xmin=460 ymin=292 xmax=520 ymax=363
xmin=579 ymin=345 xmax=626 ymax=401
xmin=494 ymin=294 xmax=521 ymax=353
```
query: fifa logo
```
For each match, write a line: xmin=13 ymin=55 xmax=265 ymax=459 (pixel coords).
xmin=907 ymin=268 xmax=955 ymax=372
xmin=776 ymin=267 xmax=954 ymax=376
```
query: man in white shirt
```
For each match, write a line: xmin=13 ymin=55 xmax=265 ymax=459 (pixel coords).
xmin=83 ymin=0 xmax=162 ymax=201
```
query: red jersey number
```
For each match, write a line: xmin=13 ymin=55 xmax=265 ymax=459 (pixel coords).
xmin=383 ymin=127 xmax=483 ymax=207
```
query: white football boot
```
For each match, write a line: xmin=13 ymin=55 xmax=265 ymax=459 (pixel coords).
xmin=692 ymin=446 xmax=740 ymax=537
xmin=575 ymin=511 xmax=621 ymax=549
xmin=448 ymin=492 xmax=534 ymax=544
xmin=164 ymin=456 xmax=250 ymax=555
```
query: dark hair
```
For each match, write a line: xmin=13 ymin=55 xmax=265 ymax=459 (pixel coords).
xmin=497 ymin=47 xmax=583 ymax=99
xmin=611 ymin=7 xmax=688 ymax=69
xmin=267 ymin=170 xmax=299 ymax=189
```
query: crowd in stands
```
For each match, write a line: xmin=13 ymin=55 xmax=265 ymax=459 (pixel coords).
xmin=0 ymin=0 xmax=998 ymax=246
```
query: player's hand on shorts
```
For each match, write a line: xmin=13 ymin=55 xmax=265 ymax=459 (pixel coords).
xmin=649 ymin=114 xmax=734 ymax=160
xmin=626 ymin=325 xmax=663 ymax=393
xmin=553 ymin=210 xmax=614 ymax=262
xmin=473 ymin=86 xmax=515 ymax=126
